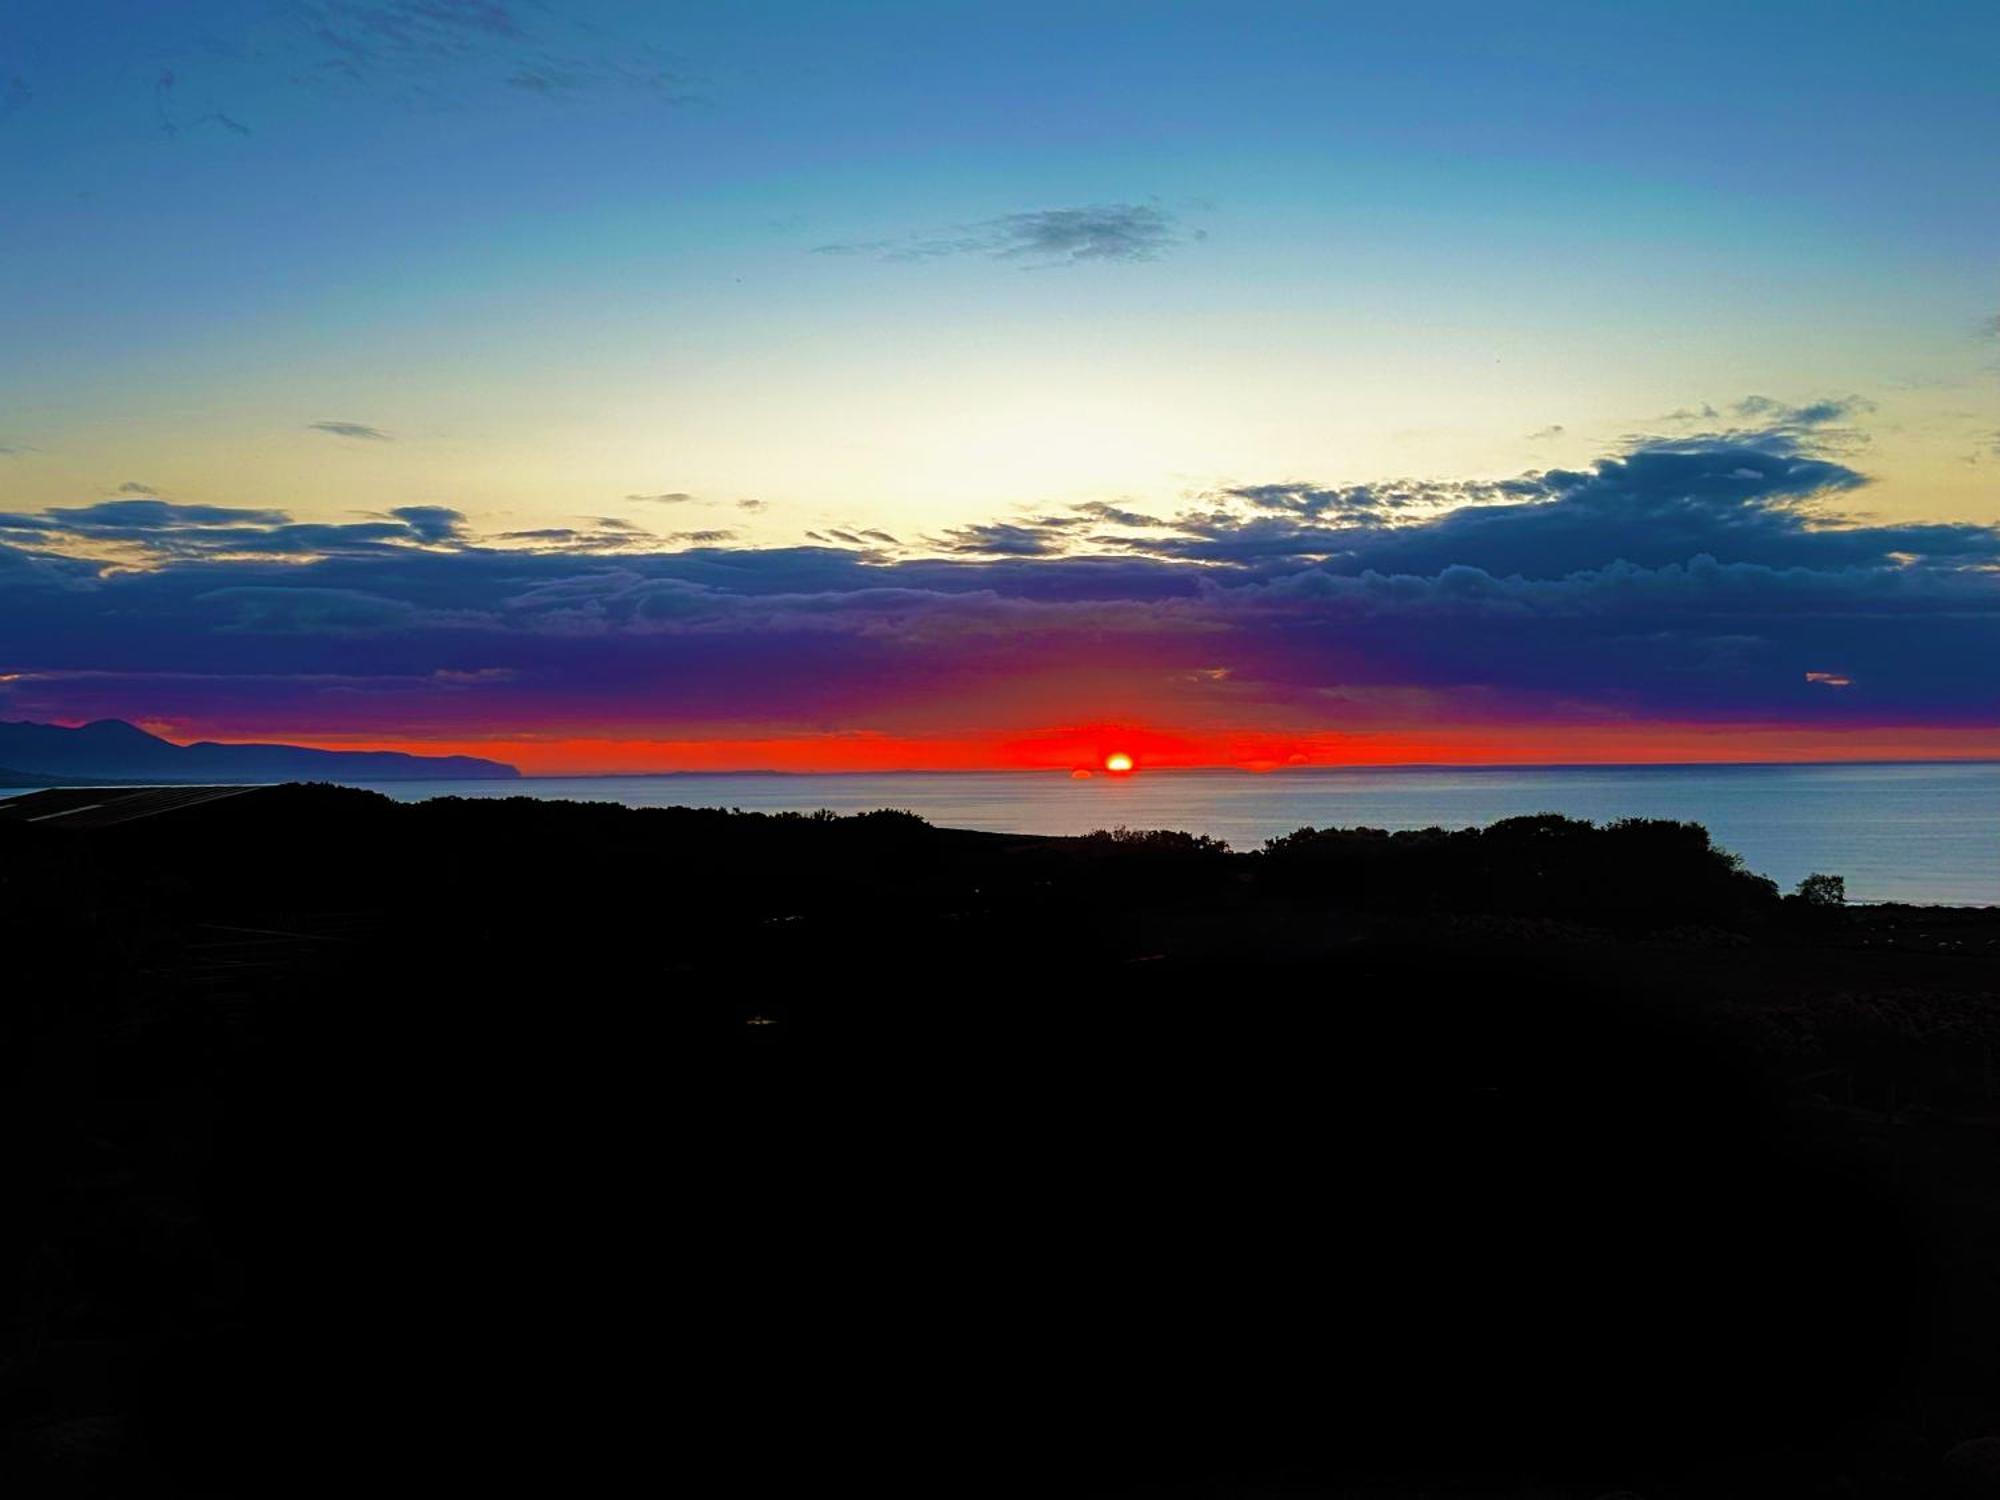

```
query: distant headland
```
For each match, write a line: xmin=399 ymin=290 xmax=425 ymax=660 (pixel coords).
xmin=0 ymin=718 xmax=520 ymax=783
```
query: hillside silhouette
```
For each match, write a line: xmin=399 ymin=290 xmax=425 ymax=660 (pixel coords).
xmin=0 ymin=718 xmax=518 ymax=782
xmin=1 ymin=785 xmax=1995 ymax=1498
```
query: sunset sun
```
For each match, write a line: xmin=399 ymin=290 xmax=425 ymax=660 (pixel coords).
xmin=1104 ymin=752 xmax=1135 ymax=774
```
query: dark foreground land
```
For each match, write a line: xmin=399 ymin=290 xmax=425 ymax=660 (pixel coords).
xmin=1 ymin=784 xmax=1996 ymax=1498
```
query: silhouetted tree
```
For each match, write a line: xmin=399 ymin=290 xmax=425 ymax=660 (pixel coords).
xmin=1258 ymin=812 xmax=1777 ymax=927
xmin=1084 ymin=825 xmax=1231 ymax=855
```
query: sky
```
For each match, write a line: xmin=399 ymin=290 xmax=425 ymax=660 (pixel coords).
xmin=1 ymin=1 xmax=1996 ymax=771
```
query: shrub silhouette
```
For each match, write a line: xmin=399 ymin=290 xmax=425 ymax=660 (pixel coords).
xmin=1082 ymin=825 xmax=1230 ymax=855
xmin=1260 ymin=811 xmax=1779 ymax=927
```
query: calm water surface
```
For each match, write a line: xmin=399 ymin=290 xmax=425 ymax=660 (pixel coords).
xmin=5 ymin=762 xmax=1990 ymax=905
xmin=328 ymin=762 xmax=1999 ymax=907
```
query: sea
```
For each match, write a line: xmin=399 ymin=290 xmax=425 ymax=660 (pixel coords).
xmin=344 ymin=761 xmax=1994 ymax=907
xmin=4 ymin=761 xmax=1993 ymax=906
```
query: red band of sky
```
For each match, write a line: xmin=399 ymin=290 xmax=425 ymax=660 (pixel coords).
xmin=176 ymin=721 xmax=2000 ymax=775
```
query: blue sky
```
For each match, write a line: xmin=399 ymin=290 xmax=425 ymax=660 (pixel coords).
xmin=5 ymin=2 xmax=1994 ymax=521
xmin=0 ymin=2 xmax=1996 ymax=764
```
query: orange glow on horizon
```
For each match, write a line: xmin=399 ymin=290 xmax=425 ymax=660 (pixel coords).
xmin=150 ymin=720 xmax=2000 ymax=775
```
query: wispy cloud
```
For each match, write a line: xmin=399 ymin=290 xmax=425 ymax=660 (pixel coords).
xmin=626 ymin=491 xmax=697 ymax=504
xmin=928 ymin=521 xmax=1068 ymax=556
xmin=1075 ymin=501 xmax=1170 ymax=528
xmin=154 ymin=68 xmax=252 ymax=138
xmin=309 ymin=420 xmax=394 ymax=441
xmin=1659 ymin=403 xmax=1720 ymax=425
xmin=816 ymin=203 xmax=1191 ymax=266
xmin=494 ymin=519 xmax=664 ymax=551
xmin=298 ymin=0 xmax=526 ymax=63
xmin=1730 ymin=393 xmax=1874 ymax=429
xmin=1644 ymin=394 xmax=1874 ymax=456
xmin=293 ymin=1 xmax=700 ymax=106
xmin=983 ymin=205 xmax=1186 ymax=264
xmin=0 ymin=72 xmax=29 ymax=126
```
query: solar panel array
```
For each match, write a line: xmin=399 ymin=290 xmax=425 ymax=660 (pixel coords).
xmin=0 ymin=785 xmax=258 ymax=829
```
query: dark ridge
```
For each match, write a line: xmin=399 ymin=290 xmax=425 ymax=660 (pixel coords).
xmin=0 ymin=718 xmax=519 ymax=782
xmin=2 ymin=784 xmax=1993 ymax=1497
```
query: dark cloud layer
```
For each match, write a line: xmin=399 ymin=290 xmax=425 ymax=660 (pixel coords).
xmin=2 ymin=419 xmax=1996 ymax=740
xmin=0 ymin=498 xmax=459 ymax=561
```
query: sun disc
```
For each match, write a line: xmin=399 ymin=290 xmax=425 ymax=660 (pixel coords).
xmin=1104 ymin=751 xmax=1134 ymax=773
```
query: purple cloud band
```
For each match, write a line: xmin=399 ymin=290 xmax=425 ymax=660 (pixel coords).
xmin=3 ymin=418 xmax=1996 ymax=740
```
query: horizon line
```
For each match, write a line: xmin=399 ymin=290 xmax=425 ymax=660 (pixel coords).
xmin=513 ymin=755 xmax=2000 ymax=778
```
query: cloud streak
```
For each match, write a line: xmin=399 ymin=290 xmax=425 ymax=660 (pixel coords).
xmin=309 ymin=420 xmax=394 ymax=441
xmin=308 ymin=420 xmax=394 ymax=444
xmin=154 ymin=68 xmax=252 ymax=138
xmin=0 ymin=72 xmax=29 ymax=126
xmin=816 ymin=203 xmax=1188 ymax=266
xmin=292 ymin=1 xmax=699 ymax=107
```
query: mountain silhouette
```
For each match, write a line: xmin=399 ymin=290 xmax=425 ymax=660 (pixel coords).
xmin=0 ymin=718 xmax=519 ymax=783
